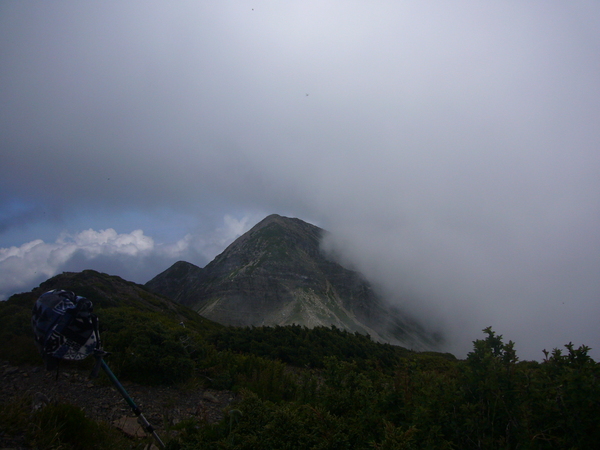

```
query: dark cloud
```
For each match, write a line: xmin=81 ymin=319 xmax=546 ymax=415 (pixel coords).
xmin=1 ymin=1 xmax=600 ymax=359
xmin=0 ymin=207 xmax=40 ymax=234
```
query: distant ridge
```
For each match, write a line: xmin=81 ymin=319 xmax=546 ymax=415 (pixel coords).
xmin=146 ymin=214 xmax=440 ymax=350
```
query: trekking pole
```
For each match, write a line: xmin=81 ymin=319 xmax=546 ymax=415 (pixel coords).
xmin=32 ymin=290 xmax=166 ymax=449
xmin=94 ymin=352 xmax=166 ymax=449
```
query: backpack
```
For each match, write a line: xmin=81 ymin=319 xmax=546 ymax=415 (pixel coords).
xmin=31 ymin=289 xmax=100 ymax=370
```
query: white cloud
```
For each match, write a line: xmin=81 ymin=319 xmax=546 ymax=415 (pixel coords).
xmin=164 ymin=214 xmax=257 ymax=262
xmin=0 ymin=228 xmax=155 ymax=299
xmin=0 ymin=215 xmax=256 ymax=300
xmin=62 ymin=228 xmax=155 ymax=256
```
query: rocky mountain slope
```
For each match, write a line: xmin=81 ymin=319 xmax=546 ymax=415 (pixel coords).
xmin=146 ymin=214 xmax=440 ymax=351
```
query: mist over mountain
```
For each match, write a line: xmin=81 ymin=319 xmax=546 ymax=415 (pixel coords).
xmin=146 ymin=214 xmax=440 ymax=351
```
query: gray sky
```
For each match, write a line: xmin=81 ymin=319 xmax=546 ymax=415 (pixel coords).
xmin=2 ymin=1 xmax=599 ymax=360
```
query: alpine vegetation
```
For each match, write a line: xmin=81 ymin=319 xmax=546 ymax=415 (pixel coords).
xmin=0 ymin=269 xmax=599 ymax=448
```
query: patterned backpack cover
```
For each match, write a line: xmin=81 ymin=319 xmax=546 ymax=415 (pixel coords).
xmin=31 ymin=289 xmax=100 ymax=369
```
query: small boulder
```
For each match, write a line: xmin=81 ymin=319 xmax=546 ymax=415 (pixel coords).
xmin=202 ymin=391 xmax=219 ymax=403
xmin=113 ymin=416 xmax=146 ymax=438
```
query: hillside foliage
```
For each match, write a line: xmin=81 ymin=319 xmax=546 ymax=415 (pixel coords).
xmin=1 ymin=271 xmax=599 ymax=449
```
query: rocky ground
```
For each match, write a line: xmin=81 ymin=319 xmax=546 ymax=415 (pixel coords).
xmin=0 ymin=360 xmax=239 ymax=449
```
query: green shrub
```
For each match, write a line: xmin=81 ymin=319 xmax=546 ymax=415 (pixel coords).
xmin=0 ymin=394 xmax=31 ymax=437
xmin=99 ymin=307 xmax=208 ymax=385
xmin=1 ymin=397 xmax=129 ymax=450
xmin=0 ymin=294 xmax=40 ymax=365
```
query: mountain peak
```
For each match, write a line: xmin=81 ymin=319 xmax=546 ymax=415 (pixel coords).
xmin=208 ymin=214 xmax=322 ymax=269
xmin=240 ymin=214 xmax=321 ymax=242
xmin=146 ymin=215 xmax=440 ymax=351
xmin=254 ymin=213 xmax=286 ymax=226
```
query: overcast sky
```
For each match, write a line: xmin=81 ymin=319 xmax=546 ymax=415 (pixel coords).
xmin=2 ymin=1 xmax=599 ymax=360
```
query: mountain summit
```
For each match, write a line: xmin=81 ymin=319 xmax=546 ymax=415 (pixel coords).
xmin=146 ymin=214 xmax=439 ymax=350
